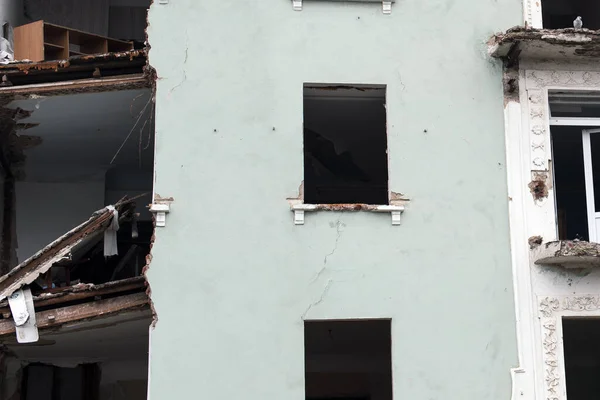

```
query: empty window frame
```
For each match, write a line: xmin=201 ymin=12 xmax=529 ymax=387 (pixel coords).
xmin=542 ymin=0 xmax=600 ymax=29
xmin=549 ymin=92 xmax=600 ymax=241
xmin=563 ymin=318 xmax=600 ymax=400
xmin=304 ymin=320 xmax=392 ymax=400
xmin=303 ymin=84 xmax=388 ymax=205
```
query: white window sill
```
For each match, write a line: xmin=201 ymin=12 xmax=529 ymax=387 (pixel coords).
xmin=291 ymin=203 xmax=405 ymax=225
xmin=292 ymin=0 xmax=394 ymax=14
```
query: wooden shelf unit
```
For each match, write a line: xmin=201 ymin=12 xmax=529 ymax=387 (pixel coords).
xmin=14 ymin=20 xmax=134 ymax=62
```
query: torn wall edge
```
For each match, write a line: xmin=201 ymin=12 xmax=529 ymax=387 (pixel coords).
xmin=0 ymin=292 xmax=149 ymax=337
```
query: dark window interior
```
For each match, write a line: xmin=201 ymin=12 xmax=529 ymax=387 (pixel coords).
xmin=22 ymin=363 xmax=100 ymax=400
xmin=552 ymin=126 xmax=590 ymax=240
xmin=303 ymin=85 xmax=388 ymax=205
xmin=23 ymin=0 xmax=151 ymax=45
xmin=304 ymin=320 xmax=392 ymax=400
xmin=563 ymin=318 xmax=600 ymax=400
xmin=542 ymin=0 xmax=600 ymax=29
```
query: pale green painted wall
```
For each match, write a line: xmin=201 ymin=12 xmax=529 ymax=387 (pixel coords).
xmin=147 ymin=1 xmax=522 ymax=398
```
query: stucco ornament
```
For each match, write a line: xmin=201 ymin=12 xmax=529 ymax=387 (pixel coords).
xmin=538 ymin=295 xmax=600 ymax=400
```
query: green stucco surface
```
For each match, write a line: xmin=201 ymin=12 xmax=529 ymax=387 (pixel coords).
xmin=147 ymin=1 xmax=522 ymax=398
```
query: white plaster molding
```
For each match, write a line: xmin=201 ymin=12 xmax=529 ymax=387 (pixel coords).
xmin=538 ymin=295 xmax=600 ymax=400
xmin=524 ymin=0 xmax=543 ymax=29
xmin=524 ymin=70 xmax=600 ymax=175
xmin=292 ymin=204 xmax=316 ymax=225
xmin=150 ymin=204 xmax=170 ymax=227
xmin=506 ymin=67 xmax=600 ymax=400
xmin=291 ymin=0 xmax=394 ymax=13
xmin=525 ymin=70 xmax=600 ymax=89
xmin=371 ymin=205 xmax=404 ymax=225
xmin=290 ymin=204 xmax=404 ymax=225
xmin=382 ymin=1 xmax=392 ymax=14
xmin=526 ymin=88 xmax=549 ymax=171
xmin=505 ymin=88 xmax=538 ymax=400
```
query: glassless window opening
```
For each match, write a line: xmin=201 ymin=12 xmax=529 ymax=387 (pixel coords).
xmin=303 ymin=84 xmax=389 ymax=205
xmin=304 ymin=320 xmax=392 ymax=400
xmin=562 ymin=318 xmax=600 ymax=400
xmin=542 ymin=0 xmax=600 ymax=29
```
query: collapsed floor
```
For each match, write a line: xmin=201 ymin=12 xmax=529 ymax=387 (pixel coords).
xmin=0 ymin=35 xmax=155 ymax=398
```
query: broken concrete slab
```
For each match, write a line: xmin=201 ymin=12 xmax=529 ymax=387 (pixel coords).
xmin=0 ymin=201 xmax=135 ymax=302
xmin=534 ymin=240 xmax=600 ymax=269
xmin=488 ymin=26 xmax=600 ymax=60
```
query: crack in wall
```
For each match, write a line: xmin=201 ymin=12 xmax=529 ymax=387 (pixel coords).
xmin=169 ymin=30 xmax=188 ymax=95
xmin=323 ymin=220 xmax=343 ymax=265
xmin=310 ymin=220 xmax=344 ymax=284
xmin=301 ymin=279 xmax=333 ymax=320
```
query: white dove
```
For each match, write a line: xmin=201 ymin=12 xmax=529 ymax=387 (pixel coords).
xmin=574 ymin=16 xmax=583 ymax=29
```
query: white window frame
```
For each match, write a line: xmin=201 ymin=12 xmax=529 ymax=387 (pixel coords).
xmin=524 ymin=0 xmax=543 ymax=29
xmin=582 ymin=128 xmax=600 ymax=242
xmin=546 ymin=122 xmax=600 ymax=242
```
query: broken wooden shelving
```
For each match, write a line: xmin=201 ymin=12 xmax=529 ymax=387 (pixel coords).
xmin=14 ymin=20 xmax=133 ymax=62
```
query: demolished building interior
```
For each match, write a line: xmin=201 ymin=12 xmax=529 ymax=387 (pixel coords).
xmin=0 ymin=1 xmax=155 ymax=399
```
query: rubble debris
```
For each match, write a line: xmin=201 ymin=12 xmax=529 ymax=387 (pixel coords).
xmin=529 ymin=235 xmax=543 ymax=249
xmin=0 ymin=201 xmax=137 ymax=302
xmin=0 ymin=38 xmax=14 ymax=66
xmin=0 ymin=292 xmax=148 ymax=337
xmin=528 ymin=172 xmax=550 ymax=200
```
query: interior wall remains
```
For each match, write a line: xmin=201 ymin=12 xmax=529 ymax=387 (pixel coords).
xmin=15 ymin=180 xmax=104 ymax=262
xmin=0 ymin=0 xmax=24 ymax=34
xmin=23 ymin=0 xmax=110 ymax=36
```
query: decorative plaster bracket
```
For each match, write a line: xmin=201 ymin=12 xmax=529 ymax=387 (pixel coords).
xmin=371 ymin=205 xmax=404 ymax=225
xmin=150 ymin=204 xmax=171 ymax=227
xmin=291 ymin=204 xmax=404 ymax=225
xmin=291 ymin=0 xmax=394 ymax=14
xmin=382 ymin=1 xmax=392 ymax=14
xmin=292 ymin=204 xmax=316 ymax=224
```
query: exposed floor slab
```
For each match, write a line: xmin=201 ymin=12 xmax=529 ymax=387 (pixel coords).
xmin=534 ymin=240 xmax=600 ymax=269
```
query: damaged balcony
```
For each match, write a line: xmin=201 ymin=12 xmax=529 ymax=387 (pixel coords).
xmin=533 ymin=240 xmax=600 ymax=269
xmin=488 ymin=27 xmax=600 ymax=60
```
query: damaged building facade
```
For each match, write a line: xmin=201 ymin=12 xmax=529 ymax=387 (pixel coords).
xmin=0 ymin=1 xmax=156 ymax=399
xmin=145 ymin=1 xmax=522 ymax=400
xmin=489 ymin=1 xmax=600 ymax=400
